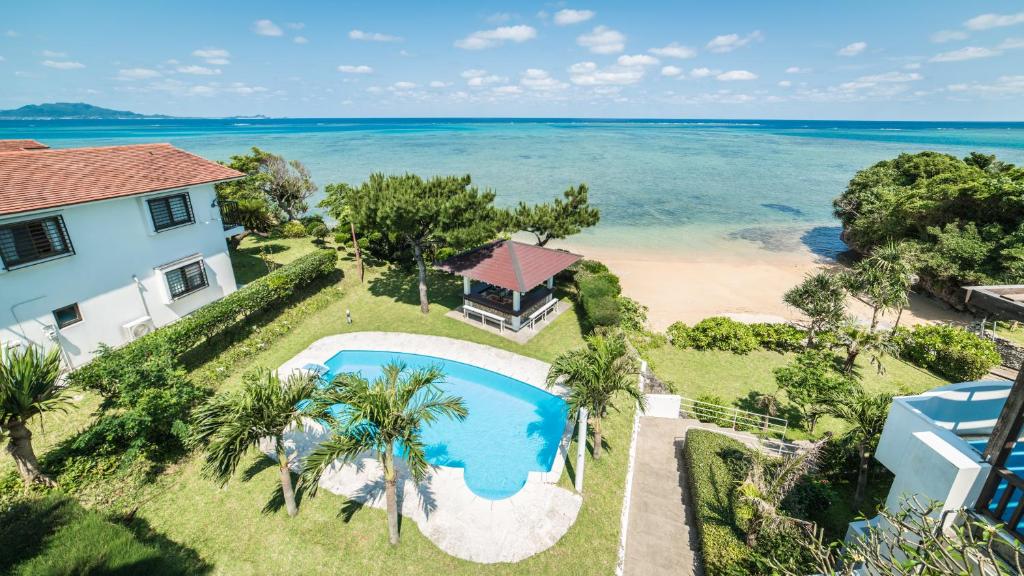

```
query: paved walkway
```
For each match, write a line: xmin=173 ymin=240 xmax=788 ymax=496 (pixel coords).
xmin=623 ymin=417 xmax=702 ymax=576
xmin=272 ymin=332 xmax=581 ymax=564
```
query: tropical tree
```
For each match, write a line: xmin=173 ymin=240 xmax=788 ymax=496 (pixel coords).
xmin=216 ymin=147 xmax=317 ymax=222
xmin=826 ymin=388 xmax=893 ymax=506
xmin=546 ymin=331 xmax=644 ymax=459
xmin=190 ymin=369 xmax=319 ymax=517
xmin=319 ymin=182 xmax=364 ymax=282
xmin=217 ymin=147 xmax=277 ymax=227
xmin=774 ymin=349 xmax=857 ymax=433
xmin=849 ymin=241 xmax=918 ymax=331
xmin=783 ymin=272 xmax=848 ymax=347
xmin=263 ymin=153 xmax=317 ymax=221
xmin=835 ymin=321 xmax=898 ymax=374
xmin=343 ymin=173 xmax=503 ymax=313
xmin=0 ymin=345 xmax=70 ymax=486
xmin=737 ymin=439 xmax=824 ymax=548
xmin=511 ymin=183 xmax=601 ymax=246
xmin=754 ymin=392 xmax=781 ymax=434
xmin=301 ymin=362 xmax=467 ymax=546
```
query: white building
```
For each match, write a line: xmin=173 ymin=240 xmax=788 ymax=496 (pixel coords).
xmin=0 ymin=139 xmax=245 ymax=367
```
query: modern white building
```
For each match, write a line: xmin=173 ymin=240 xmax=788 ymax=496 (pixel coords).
xmin=0 ymin=139 xmax=245 ymax=367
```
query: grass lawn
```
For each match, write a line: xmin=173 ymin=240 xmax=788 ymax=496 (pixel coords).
xmin=645 ymin=345 xmax=949 ymax=438
xmin=994 ymin=324 xmax=1024 ymax=347
xmin=124 ymin=235 xmax=634 ymax=574
xmin=0 ymin=391 xmax=102 ymax=480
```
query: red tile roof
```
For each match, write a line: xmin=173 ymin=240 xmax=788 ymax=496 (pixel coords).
xmin=436 ymin=240 xmax=583 ymax=292
xmin=0 ymin=143 xmax=244 ymax=216
xmin=0 ymin=139 xmax=49 ymax=152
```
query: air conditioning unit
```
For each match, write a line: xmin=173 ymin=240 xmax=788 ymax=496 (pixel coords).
xmin=122 ymin=316 xmax=155 ymax=341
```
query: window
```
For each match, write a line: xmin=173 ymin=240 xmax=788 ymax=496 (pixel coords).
xmin=0 ymin=215 xmax=74 ymax=269
xmin=147 ymin=192 xmax=194 ymax=231
xmin=53 ymin=303 xmax=82 ymax=328
xmin=166 ymin=260 xmax=208 ymax=299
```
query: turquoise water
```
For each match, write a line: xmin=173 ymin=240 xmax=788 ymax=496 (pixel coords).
xmin=320 ymin=350 xmax=568 ymax=500
xmin=3 ymin=118 xmax=1024 ymax=257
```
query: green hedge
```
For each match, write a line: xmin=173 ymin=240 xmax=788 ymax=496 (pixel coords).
xmin=668 ymin=317 xmax=758 ymax=354
xmin=684 ymin=429 xmax=753 ymax=576
xmin=72 ymin=249 xmax=337 ymax=387
xmin=894 ymin=324 xmax=1001 ymax=381
xmin=576 ymin=270 xmax=622 ymax=328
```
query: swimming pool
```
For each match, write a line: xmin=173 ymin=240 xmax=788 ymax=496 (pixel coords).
xmin=319 ymin=350 xmax=569 ymax=500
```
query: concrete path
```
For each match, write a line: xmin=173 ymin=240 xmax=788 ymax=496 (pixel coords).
xmin=623 ymin=417 xmax=703 ymax=576
xmin=271 ymin=332 xmax=581 ymax=564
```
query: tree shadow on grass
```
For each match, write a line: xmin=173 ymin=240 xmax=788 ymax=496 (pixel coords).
xmin=734 ymin=390 xmax=803 ymax=432
xmin=367 ymin=266 xmax=463 ymax=310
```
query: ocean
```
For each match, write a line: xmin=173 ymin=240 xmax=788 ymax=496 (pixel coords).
xmin=3 ymin=118 xmax=1023 ymax=259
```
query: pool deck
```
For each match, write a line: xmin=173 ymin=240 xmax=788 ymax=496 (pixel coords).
xmin=272 ymin=332 xmax=582 ymax=563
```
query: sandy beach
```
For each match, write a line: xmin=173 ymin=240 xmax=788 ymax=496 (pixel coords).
xmin=556 ymin=239 xmax=970 ymax=332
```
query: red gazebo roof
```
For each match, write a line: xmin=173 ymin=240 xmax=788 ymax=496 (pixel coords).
xmin=436 ymin=240 xmax=582 ymax=292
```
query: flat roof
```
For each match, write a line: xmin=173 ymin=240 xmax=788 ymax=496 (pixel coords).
xmin=436 ymin=240 xmax=583 ymax=292
xmin=0 ymin=142 xmax=244 ymax=216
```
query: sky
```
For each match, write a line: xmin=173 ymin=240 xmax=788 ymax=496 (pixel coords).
xmin=2 ymin=1 xmax=1024 ymax=120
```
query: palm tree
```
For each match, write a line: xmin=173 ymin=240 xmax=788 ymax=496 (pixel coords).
xmin=191 ymin=369 xmax=319 ymax=517
xmin=836 ymin=321 xmax=898 ymax=374
xmin=0 ymin=345 xmax=70 ymax=487
xmin=738 ymin=439 xmax=824 ymax=548
xmin=301 ymin=362 xmax=467 ymax=546
xmin=826 ymin=388 xmax=893 ymax=507
xmin=850 ymin=241 xmax=918 ymax=332
xmin=546 ymin=331 xmax=644 ymax=459
xmin=783 ymin=272 xmax=848 ymax=347
xmin=754 ymin=392 xmax=780 ymax=434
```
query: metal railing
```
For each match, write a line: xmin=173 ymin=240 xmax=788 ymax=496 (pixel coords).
xmin=679 ymin=396 xmax=792 ymax=454
xmin=219 ymin=200 xmax=242 ymax=231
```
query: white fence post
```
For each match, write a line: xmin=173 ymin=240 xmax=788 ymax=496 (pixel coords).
xmin=575 ymin=406 xmax=588 ymax=493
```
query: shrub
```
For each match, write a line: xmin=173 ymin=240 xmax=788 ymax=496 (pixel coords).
xmin=684 ymin=429 xmax=754 ymax=576
xmin=576 ymin=270 xmax=622 ymax=328
xmin=617 ymin=296 xmax=648 ymax=332
xmin=582 ymin=294 xmax=621 ymax=327
xmin=281 ymin=220 xmax=307 ymax=238
xmin=896 ymin=324 xmax=1001 ymax=381
xmin=577 ymin=271 xmax=621 ymax=300
xmin=686 ymin=317 xmax=758 ymax=354
xmin=573 ymin=258 xmax=609 ymax=275
xmin=693 ymin=394 xmax=730 ymax=426
xmin=749 ymin=323 xmax=806 ymax=352
xmin=308 ymin=222 xmax=329 ymax=244
xmin=667 ymin=321 xmax=691 ymax=348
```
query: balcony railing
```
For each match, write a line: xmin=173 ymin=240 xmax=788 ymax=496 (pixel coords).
xmin=219 ymin=200 xmax=242 ymax=231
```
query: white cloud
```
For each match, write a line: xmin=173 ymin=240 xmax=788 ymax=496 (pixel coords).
xmin=778 ymin=80 xmax=792 ymax=87
xmin=429 ymin=80 xmax=450 ymax=88
xmin=520 ymin=68 xmax=567 ymax=91
xmin=486 ymin=12 xmax=515 ymax=24
xmin=117 ymin=67 xmax=161 ymax=80
xmin=253 ymin=19 xmax=283 ymax=37
xmin=455 ymin=25 xmax=536 ymax=50
xmin=785 ymin=66 xmax=810 ymax=74
xmin=964 ymin=12 xmax=1024 ymax=31
xmin=193 ymin=48 xmax=231 ymax=65
xmin=931 ymin=30 xmax=969 ymax=43
xmin=568 ymin=61 xmax=645 ymax=85
xmin=349 ymin=29 xmax=402 ymax=42
xmin=904 ymin=62 xmax=922 ymax=70
xmin=338 ymin=65 xmax=373 ymax=74
xmin=648 ymin=42 xmax=696 ymax=59
xmin=946 ymin=75 xmax=1024 ymax=97
xmin=930 ymin=46 xmax=999 ymax=62
xmin=705 ymin=30 xmax=762 ymax=53
xmin=286 ymin=22 xmax=305 ymax=30
xmin=554 ymin=9 xmax=595 ymax=26
xmin=462 ymin=69 xmax=507 ymax=86
xmin=661 ymin=65 xmax=683 ymax=77
xmin=293 ymin=36 xmax=308 ymax=44
xmin=998 ymin=37 xmax=1024 ymax=50
xmin=493 ymin=85 xmax=523 ymax=95
xmin=461 ymin=69 xmax=488 ymax=78
xmin=392 ymin=81 xmax=417 ymax=90
xmin=225 ymin=82 xmax=268 ymax=95
xmin=42 ymin=60 xmax=84 ymax=69
xmin=716 ymin=70 xmax=757 ymax=81
xmin=41 ymin=50 xmax=67 ymax=58
xmin=857 ymin=71 xmax=923 ymax=82
xmin=837 ymin=41 xmax=867 ymax=56
xmin=177 ymin=65 xmax=221 ymax=75
xmin=577 ymin=25 xmax=626 ymax=54
xmin=4 ymin=30 xmax=17 ymax=38
xmin=617 ymin=54 xmax=659 ymax=67
xmin=689 ymin=67 xmax=717 ymax=78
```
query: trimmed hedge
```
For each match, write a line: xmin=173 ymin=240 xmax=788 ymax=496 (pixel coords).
xmin=72 ymin=249 xmax=337 ymax=388
xmin=669 ymin=317 xmax=758 ymax=354
xmin=894 ymin=324 xmax=1000 ymax=381
xmin=576 ymin=270 xmax=622 ymax=328
xmin=684 ymin=429 xmax=753 ymax=576
xmin=749 ymin=322 xmax=806 ymax=352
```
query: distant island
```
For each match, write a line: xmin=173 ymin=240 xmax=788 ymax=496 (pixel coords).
xmin=0 ymin=102 xmax=270 ymax=120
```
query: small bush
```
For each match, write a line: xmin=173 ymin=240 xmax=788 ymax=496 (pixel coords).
xmin=749 ymin=323 xmax=806 ymax=352
xmin=693 ymin=394 xmax=730 ymax=426
xmin=577 ymin=271 xmax=621 ymax=300
xmin=582 ymin=294 xmax=621 ymax=327
xmin=308 ymin=222 xmax=329 ymax=244
xmin=896 ymin=324 xmax=1001 ymax=381
xmin=281 ymin=220 xmax=307 ymax=238
xmin=574 ymin=259 xmax=609 ymax=275
xmin=575 ymin=270 xmax=622 ymax=328
xmin=667 ymin=321 xmax=691 ymax=347
xmin=617 ymin=296 xmax=648 ymax=332
xmin=684 ymin=429 xmax=754 ymax=576
xmin=686 ymin=317 xmax=758 ymax=354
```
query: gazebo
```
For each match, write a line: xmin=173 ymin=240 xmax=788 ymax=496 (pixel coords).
xmin=436 ymin=240 xmax=582 ymax=332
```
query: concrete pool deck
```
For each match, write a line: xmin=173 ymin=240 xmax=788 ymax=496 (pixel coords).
xmin=272 ymin=332 xmax=582 ymax=563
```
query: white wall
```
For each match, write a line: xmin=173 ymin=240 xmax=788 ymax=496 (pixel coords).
xmin=0 ymin=183 xmax=237 ymax=368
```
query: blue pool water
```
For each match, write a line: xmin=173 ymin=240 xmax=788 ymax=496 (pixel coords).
xmin=320 ymin=350 xmax=569 ymax=500
xmin=969 ymin=439 xmax=1024 ymax=530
